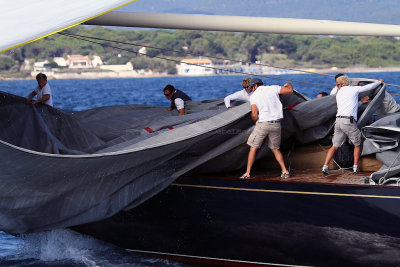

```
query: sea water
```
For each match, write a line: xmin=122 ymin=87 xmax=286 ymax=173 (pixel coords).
xmin=3 ymin=72 xmax=400 ymax=111
xmin=1 ymin=72 xmax=400 ymax=266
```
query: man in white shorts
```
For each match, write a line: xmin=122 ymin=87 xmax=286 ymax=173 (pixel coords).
xmin=224 ymin=77 xmax=252 ymax=109
xmin=26 ymin=73 xmax=53 ymax=107
xmin=322 ymin=75 xmax=383 ymax=175
xmin=240 ymin=78 xmax=293 ymax=179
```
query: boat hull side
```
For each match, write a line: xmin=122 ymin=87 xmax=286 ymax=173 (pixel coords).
xmin=73 ymin=176 xmax=400 ymax=265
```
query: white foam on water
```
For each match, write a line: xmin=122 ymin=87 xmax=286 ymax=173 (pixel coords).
xmin=8 ymin=229 xmax=185 ymax=267
xmin=323 ymin=226 xmax=400 ymax=265
xmin=17 ymin=229 xmax=106 ymax=265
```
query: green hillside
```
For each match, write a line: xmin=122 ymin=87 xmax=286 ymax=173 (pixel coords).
xmin=1 ymin=26 xmax=400 ymax=77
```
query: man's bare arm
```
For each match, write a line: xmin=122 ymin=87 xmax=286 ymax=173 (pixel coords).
xmin=280 ymin=83 xmax=293 ymax=95
xmin=251 ymin=104 xmax=258 ymax=122
xmin=26 ymin=91 xmax=36 ymax=103
xmin=177 ymin=108 xmax=185 ymax=116
xmin=32 ymin=94 xmax=50 ymax=105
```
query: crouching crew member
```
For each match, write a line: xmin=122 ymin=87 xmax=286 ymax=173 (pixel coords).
xmin=163 ymin=84 xmax=192 ymax=116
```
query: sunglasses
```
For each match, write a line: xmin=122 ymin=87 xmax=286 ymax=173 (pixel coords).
xmin=164 ymin=92 xmax=171 ymax=96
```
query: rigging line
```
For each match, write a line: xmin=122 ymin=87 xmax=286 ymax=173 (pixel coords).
xmin=60 ymin=33 xmax=333 ymax=88
xmin=58 ymin=32 xmax=400 ymax=89
xmin=58 ymin=32 xmax=334 ymax=78
xmin=60 ymin=32 xmax=400 ymax=89
xmin=385 ymin=83 xmax=400 ymax=88
xmin=379 ymin=148 xmax=400 ymax=185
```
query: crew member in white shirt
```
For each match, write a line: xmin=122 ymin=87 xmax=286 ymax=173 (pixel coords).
xmin=163 ymin=84 xmax=191 ymax=116
xmin=240 ymin=78 xmax=293 ymax=179
xmin=329 ymin=73 xmax=344 ymax=96
xmin=224 ymin=77 xmax=252 ymax=109
xmin=330 ymin=73 xmax=399 ymax=114
xmin=322 ymin=75 xmax=383 ymax=175
xmin=26 ymin=73 xmax=53 ymax=107
xmin=330 ymin=73 xmax=369 ymax=105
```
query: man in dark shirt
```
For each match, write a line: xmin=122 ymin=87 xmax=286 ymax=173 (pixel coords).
xmin=163 ymin=84 xmax=192 ymax=116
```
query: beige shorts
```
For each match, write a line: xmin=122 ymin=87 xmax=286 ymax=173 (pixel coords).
xmin=332 ymin=118 xmax=361 ymax=147
xmin=247 ymin=121 xmax=281 ymax=150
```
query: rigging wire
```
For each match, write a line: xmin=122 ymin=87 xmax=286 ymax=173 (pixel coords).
xmin=59 ymin=32 xmax=334 ymax=77
xmin=59 ymin=32 xmax=400 ymax=89
xmin=58 ymin=32 xmax=332 ymax=88
xmin=378 ymin=148 xmax=400 ymax=185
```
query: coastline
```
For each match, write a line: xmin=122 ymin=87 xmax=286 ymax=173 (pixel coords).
xmin=1 ymin=66 xmax=400 ymax=81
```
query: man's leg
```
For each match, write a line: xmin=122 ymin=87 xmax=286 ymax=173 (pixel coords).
xmin=245 ymin=146 xmax=258 ymax=176
xmin=353 ymin=145 xmax=361 ymax=166
xmin=352 ymin=145 xmax=361 ymax=173
xmin=244 ymin=122 xmax=266 ymax=178
xmin=323 ymin=146 xmax=339 ymax=166
xmin=271 ymin=149 xmax=288 ymax=173
xmin=346 ymin=120 xmax=362 ymax=173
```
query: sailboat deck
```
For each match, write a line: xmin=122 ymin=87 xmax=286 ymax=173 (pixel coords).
xmin=199 ymin=169 xmax=371 ymax=185
xmin=251 ymin=169 xmax=369 ymax=185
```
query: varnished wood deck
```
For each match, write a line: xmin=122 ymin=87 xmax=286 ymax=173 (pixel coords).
xmin=195 ymin=144 xmax=381 ymax=186
xmin=252 ymin=169 xmax=370 ymax=185
xmin=200 ymin=169 xmax=371 ymax=186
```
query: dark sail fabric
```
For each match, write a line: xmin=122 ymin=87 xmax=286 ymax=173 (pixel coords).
xmin=0 ymin=79 xmax=398 ymax=233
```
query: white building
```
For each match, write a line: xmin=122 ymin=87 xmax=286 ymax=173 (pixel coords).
xmin=53 ymin=57 xmax=67 ymax=67
xmin=177 ymin=58 xmax=213 ymax=76
xmin=91 ymin=55 xmax=103 ymax=67
xmin=33 ymin=60 xmax=50 ymax=72
xmin=100 ymin=62 xmax=133 ymax=72
xmin=20 ymin=59 xmax=32 ymax=71
xmin=67 ymin=55 xmax=92 ymax=69
xmin=138 ymin=46 xmax=147 ymax=55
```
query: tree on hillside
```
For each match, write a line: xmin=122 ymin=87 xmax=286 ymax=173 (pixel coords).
xmin=0 ymin=55 xmax=15 ymax=71
xmin=4 ymin=26 xmax=400 ymax=75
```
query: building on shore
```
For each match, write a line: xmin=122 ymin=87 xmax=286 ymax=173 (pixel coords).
xmin=99 ymin=62 xmax=133 ymax=72
xmin=30 ymin=55 xmax=160 ymax=79
xmin=53 ymin=57 xmax=68 ymax=67
xmin=91 ymin=55 xmax=103 ymax=67
xmin=33 ymin=60 xmax=50 ymax=72
xmin=177 ymin=58 xmax=283 ymax=76
xmin=67 ymin=55 xmax=92 ymax=69
xmin=177 ymin=58 xmax=213 ymax=76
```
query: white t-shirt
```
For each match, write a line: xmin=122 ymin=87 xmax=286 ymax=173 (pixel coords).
xmin=330 ymin=86 xmax=338 ymax=95
xmin=34 ymin=83 xmax=53 ymax=107
xmin=174 ymin=98 xmax=184 ymax=110
xmin=336 ymin=81 xmax=381 ymax=120
xmin=224 ymin=89 xmax=252 ymax=108
xmin=250 ymin=85 xmax=282 ymax=122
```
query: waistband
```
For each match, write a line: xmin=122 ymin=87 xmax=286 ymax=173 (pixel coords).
xmin=336 ymin=116 xmax=357 ymax=122
xmin=336 ymin=116 xmax=352 ymax=119
xmin=266 ymin=120 xmax=281 ymax=123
